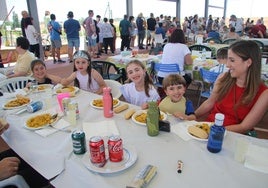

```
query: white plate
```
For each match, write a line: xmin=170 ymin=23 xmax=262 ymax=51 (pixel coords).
xmin=34 ymin=84 xmax=53 ymax=92
xmin=2 ymin=98 xmax=31 ymax=110
xmin=24 ymin=113 xmax=59 ymax=130
xmin=82 ymin=147 xmax=137 ymax=174
xmin=90 ymin=98 xmax=120 ymax=109
xmin=131 ymin=110 xmax=167 ymax=126
xmin=55 ymin=86 xmax=79 ymax=94
xmin=186 ymin=122 xmax=213 ymax=141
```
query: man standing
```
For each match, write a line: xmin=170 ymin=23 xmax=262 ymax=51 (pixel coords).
xmin=64 ymin=11 xmax=81 ymax=63
xmin=136 ymin=13 xmax=146 ymax=49
xmin=119 ymin=15 xmax=131 ymax=51
xmin=21 ymin=10 xmax=28 ymax=37
xmin=146 ymin=13 xmax=156 ymax=48
xmin=83 ymin=10 xmax=98 ymax=58
xmin=47 ymin=14 xmax=65 ymax=63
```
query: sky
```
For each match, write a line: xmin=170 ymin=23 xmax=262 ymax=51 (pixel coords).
xmin=5 ymin=0 xmax=267 ymax=23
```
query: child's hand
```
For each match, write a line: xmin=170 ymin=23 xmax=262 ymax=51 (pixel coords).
xmin=141 ymin=103 xmax=148 ymax=110
xmin=173 ymin=112 xmax=187 ymax=120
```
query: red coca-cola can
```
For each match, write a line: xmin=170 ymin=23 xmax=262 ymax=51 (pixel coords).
xmin=108 ymin=135 xmax=123 ymax=162
xmin=89 ymin=136 xmax=106 ymax=167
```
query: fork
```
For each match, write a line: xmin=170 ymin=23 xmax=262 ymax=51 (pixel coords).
xmin=49 ymin=114 xmax=72 ymax=133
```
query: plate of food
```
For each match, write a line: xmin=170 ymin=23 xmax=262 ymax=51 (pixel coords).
xmin=82 ymin=147 xmax=137 ymax=174
xmin=2 ymin=96 xmax=31 ymax=110
xmin=186 ymin=122 xmax=213 ymax=141
xmin=55 ymin=86 xmax=79 ymax=96
xmin=36 ymin=84 xmax=53 ymax=92
xmin=90 ymin=98 xmax=120 ymax=109
xmin=131 ymin=110 xmax=167 ymax=126
xmin=24 ymin=113 xmax=59 ymax=130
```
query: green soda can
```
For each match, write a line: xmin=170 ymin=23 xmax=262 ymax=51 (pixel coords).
xmin=71 ymin=130 xmax=86 ymax=154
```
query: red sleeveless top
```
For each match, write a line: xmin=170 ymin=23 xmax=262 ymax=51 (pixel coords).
xmin=207 ymin=83 xmax=267 ymax=126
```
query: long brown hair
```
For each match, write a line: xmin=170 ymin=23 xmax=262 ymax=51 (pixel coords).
xmin=73 ymin=50 xmax=92 ymax=88
xmin=126 ymin=60 xmax=153 ymax=97
xmin=216 ymin=40 xmax=261 ymax=105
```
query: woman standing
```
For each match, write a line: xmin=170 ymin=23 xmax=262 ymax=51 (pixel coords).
xmin=24 ymin=17 xmax=40 ymax=58
xmin=195 ymin=40 xmax=268 ymax=134
xmin=129 ymin=16 xmax=137 ymax=48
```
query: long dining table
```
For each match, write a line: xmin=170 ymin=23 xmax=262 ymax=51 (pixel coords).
xmin=0 ymin=88 xmax=268 ymax=188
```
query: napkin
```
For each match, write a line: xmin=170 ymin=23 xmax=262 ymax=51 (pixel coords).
xmin=244 ymin=143 xmax=268 ymax=174
xmin=82 ymin=120 xmax=120 ymax=140
xmin=171 ymin=121 xmax=199 ymax=141
xmin=35 ymin=119 xmax=71 ymax=137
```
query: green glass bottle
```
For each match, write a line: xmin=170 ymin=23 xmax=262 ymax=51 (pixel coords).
xmin=146 ymin=101 xmax=159 ymax=136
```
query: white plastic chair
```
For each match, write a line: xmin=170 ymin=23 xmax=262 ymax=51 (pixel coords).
xmin=0 ymin=77 xmax=34 ymax=93
xmin=104 ymin=80 xmax=122 ymax=99
xmin=154 ymin=34 xmax=164 ymax=48
xmin=0 ymin=175 xmax=30 ymax=188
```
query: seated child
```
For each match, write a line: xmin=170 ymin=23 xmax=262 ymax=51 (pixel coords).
xmin=210 ymin=47 xmax=229 ymax=73
xmin=159 ymin=74 xmax=196 ymax=120
xmin=120 ymin=60 xmax=160 ymax=109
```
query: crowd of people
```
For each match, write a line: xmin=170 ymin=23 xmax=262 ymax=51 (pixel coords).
xmin=0 ymin=9 xmax=268 ymax=186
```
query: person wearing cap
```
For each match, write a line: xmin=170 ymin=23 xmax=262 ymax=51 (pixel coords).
xmin=64 ymin=11 xmax=81 ymax=63
xmin=47 ymin=14 xmax=65 ymax=63
xmin=61 ymin=50 xmax=106 ymax=94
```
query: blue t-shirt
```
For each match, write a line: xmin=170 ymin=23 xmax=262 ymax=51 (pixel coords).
xmin=48 ymin=21 xmax=61 ymax=40
xmin=63 ymin=18 xmax=80 ymax=39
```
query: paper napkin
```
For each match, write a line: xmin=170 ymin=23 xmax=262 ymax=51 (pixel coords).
xmin=244 ymin=143 xmax=268 ymax=174
xmin=82 ymin=120 xmax=120 ymax=140
xmin=35 ymin=119 xmax=71 ymax=137
xmin=171 ymin=121 xmax=199 ymax=141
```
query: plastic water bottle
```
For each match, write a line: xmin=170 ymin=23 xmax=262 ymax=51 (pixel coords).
xmin=201 ymin=48 xmax=206 ymax=60
xmin=207 ymin=113 xmax=225 ymax=153
xmin=103 ymin=87 xmax=113 ymax=118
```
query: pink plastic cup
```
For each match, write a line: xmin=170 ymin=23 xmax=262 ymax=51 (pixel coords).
xmin=57 ymin=92 xmax=70 ymax=112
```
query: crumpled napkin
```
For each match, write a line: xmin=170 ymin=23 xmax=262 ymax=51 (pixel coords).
xmin=35 ymin=118 xmax=71 ymax=137
xmin=82 ymin=120 xmax=120 ymax=140
xmin=3 ymin=89 xmax=27 ymax=98
xmin=244 ymin=143 xmax=268 ymax=174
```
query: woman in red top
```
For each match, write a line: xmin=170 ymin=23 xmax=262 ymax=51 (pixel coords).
xmin=195 ymin=40 xmax=268 ymax=134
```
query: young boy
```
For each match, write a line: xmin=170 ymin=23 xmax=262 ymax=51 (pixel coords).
xmin=159 ymin=74 xmax=196 ymax=120
xmin=210 ymin=47 xmax=229 ymax=73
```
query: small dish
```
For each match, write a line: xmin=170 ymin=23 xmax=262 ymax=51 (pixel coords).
xmin=35 ymin=84 xmax=53 ymax=92
xmin=131 ymin=110 xmax=167 ymax=126
xmin=90 ymin=98 xmax=120 ymax=109
xmin=186 ymin=122 xmax=213 ymax=141
xmin=55 ymin=86 xmax=79 ymax=95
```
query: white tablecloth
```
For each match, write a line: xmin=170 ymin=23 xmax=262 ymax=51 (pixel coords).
xmin=1 ymin=90 xmax=268 ymax=188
